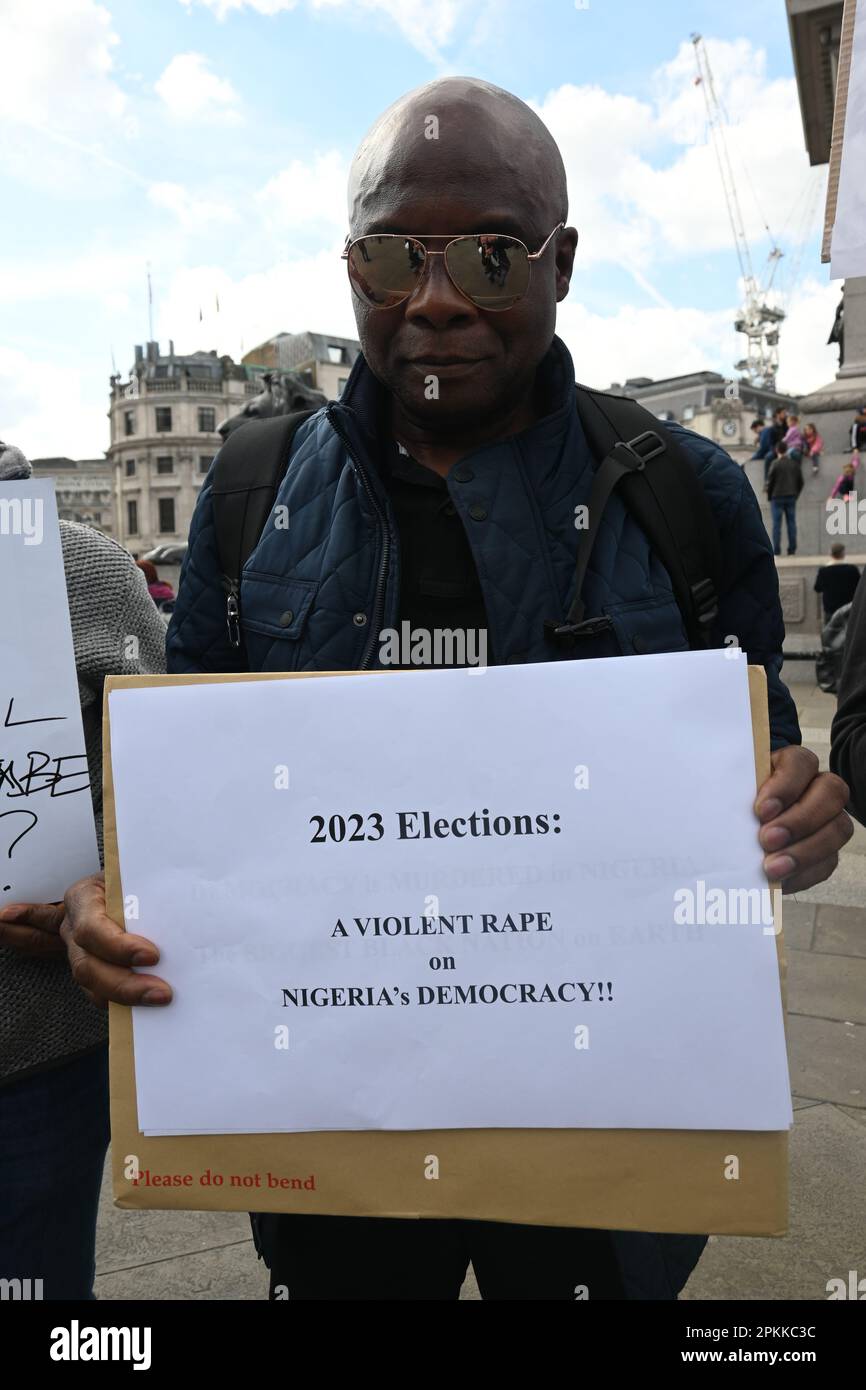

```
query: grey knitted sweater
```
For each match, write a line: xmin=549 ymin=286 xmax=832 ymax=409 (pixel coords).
xmin=0 ymin=520 xmax=167 ymax=1082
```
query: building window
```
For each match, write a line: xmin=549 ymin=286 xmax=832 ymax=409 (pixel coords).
xmin=124 ymin=409 xmax=136 ymax=436
xmin=158 ymin=498 xmax=176 ymax=534
xmin=155 ymin=406 xmax=172 ymax=432
xmin=156 ymin=456 xmax=174 ymax=474
xmin=127 ymin=499 xmax=138 ymax=535
xmin=125 ymin=458 xmax=136 ymax=477
xmin=682 ymin=405 xmax=695 ymax=422
xmin=198 ymin=406 xmax=216 ymax=432
xmin=327 ymin=344 xmax=344 ymax=365
xmin=199 ymin=455 xmax=214 ymax=475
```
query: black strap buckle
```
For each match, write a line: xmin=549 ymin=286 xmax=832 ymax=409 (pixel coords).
xmin=622 ymin=430 xmax=666 ymax=466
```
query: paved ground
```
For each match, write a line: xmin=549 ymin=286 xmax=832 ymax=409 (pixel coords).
xmin=93 ymin=667 xmax=865 ymax=1301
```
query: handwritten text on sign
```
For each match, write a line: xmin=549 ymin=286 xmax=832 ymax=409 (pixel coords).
xmin=108 ymin=653 xmax=792 ymax=1136
xmin=0 ymin=481 xmax=99 ymax=903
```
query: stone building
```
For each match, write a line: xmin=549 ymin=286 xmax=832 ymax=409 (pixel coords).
xmin=610 ymin=371 xmax=798 ymax=463
xmin=108 ymin=340 xmax=256 ymax=555
xmin=30 ymin=456 xmax=114 ymax=535
xmin=242 ymin=331 xmax=361 ymax=400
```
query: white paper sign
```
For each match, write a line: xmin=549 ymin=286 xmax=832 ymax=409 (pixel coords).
xmin=109 ymin=651 xmax=792 ymax=1136
xmin=831 ymin=0 xmax=866 ymax=279
xmin=0 ymin=480 xmax=99 ymax=904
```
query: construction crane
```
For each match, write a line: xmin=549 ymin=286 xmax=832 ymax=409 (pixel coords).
xmin=691 ymin=33 xmax=785 ymax=390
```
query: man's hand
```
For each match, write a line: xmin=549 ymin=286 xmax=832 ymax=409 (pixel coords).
xmin=61 ymin=872 xmax=172 ymax=1009
xmin=756 ymin=745 xmax=853 ymax=893
xmin=0 ymin=901 xmax=65 ymax=959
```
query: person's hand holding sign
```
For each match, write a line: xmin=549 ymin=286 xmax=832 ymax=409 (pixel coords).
xmin=756 ymin=746 xmax=852 ymax=893
xmin=0 ymin=901 xmax=65 ymax=959
xmin=61 ymin=872 xmax=172 ymax=1008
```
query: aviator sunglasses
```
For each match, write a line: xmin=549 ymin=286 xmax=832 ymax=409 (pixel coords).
xmin=341 ymin=222 xmax=565 ymax=312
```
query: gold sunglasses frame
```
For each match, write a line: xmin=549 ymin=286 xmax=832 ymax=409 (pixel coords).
xmin=340 ymin=222 xmax=565 ymax=311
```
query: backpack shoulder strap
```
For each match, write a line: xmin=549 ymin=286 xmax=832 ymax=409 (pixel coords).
xmin=549 ymin=384 xmax=723 ymax=650
xmin=211 ymin=408 xmax=318 ymax=649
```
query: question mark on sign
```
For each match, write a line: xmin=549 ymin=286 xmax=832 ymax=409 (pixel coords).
xmin=0 ymin=810 xmax=39 ymax=892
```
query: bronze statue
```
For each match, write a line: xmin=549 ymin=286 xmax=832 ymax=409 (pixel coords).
xmin=827 ymin=296 xmax=844 ymax=368
xmin=219 ymin=371 xmax=328 ymax=438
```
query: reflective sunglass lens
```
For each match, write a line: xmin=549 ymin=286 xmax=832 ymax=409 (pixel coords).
xmin=347 ymin=237 xmax=425 ymax=307
xmin=446 ymin=236 xmax=529 ymax=310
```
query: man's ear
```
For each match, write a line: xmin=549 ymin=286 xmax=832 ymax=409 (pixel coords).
xmin=555 ymin=227 xmax=578 ymax=303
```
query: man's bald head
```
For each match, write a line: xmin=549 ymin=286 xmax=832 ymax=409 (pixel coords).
xmin=343 ymin=78 xmax=576 ymax=441
xmin=347 ymin=77 xmax=568 ymax=241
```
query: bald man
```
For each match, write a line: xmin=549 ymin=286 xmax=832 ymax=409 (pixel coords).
xmin=62 ymin=78 xmax=850 ymax=1300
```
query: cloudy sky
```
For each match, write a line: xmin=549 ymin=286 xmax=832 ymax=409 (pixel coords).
xmin=0 ymin=0 xmax=840 ymax=458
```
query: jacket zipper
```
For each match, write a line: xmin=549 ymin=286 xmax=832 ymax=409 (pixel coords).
xmin=226 ymin=582 xmax=241 ymax=648
xmin=327 ymin=408 xmax=390 ymax=669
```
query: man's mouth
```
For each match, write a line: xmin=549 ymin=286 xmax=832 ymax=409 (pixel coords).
xmin=406 ymin=356 xmax=489 ymax=369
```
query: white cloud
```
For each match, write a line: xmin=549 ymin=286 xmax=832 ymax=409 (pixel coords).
xmin=557 ymin=274 xmax=840 ymax=399
xmin=0 ymin=252 xmax=142 ymax=309
xmin=181 ymin=0 xmax=298 ymax=14
xmin=155 ymin=53 xmax=241 ymax=122
xmin=0 ymin=0 xmax=139 ymax=192
xmin=0 ymin=345 xmax=109 ymax=460
xmin=774 ymin=275 xmax=840 ymax=397
xmin=558 ymin=297 xmax=735 ymax=392
xmin=156 ymin=246 xmax=357 ymax=362
xmin=0 ymin=0 xmax=127 ymax=129
xmin=149 ymin=182 xmax=239 ymax=231
xmin=181 ymin=0 xmax=468 ymax=64
xmin=534 ymin=38 xmax=827 ymax=273
xmin=257 ymin=151 xmax=349 ymax=233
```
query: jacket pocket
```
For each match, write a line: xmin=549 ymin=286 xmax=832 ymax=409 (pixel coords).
xmin=604 ymin=595 xmax=690 ymax=656
xmin=239 ymin=572 xmax=318 ymax=643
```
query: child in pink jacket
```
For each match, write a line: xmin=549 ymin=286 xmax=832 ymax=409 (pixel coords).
xmin=803 ymin=422 xmax=824 ymax=476
xmin=830 ymin=458 xmax=859 ymax=499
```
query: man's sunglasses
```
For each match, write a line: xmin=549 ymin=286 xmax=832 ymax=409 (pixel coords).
xmin=341 ymin=223 xmax=564 ymax=312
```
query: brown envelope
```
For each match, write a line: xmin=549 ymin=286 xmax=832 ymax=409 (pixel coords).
xmin=105 ymin=665 xmax=787 ymax=1234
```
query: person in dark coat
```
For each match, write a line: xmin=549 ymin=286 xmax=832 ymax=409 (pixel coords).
xmin=832 ymin=579 xmax=866 ymax=823
xmin=58 ymin=77 xmax=851 ymax=1302
xmin=815 ymin=544 xmax=860 ymax=620
xmin=765 ymin=442 xmax=803 ymax=556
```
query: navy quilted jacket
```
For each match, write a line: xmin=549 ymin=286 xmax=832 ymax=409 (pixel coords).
xmin=168 ymin=336 xmax=799 ymax=751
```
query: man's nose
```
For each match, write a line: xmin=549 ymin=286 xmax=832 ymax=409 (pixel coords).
xmin=404 ymin=253 xmax=477 ymax=327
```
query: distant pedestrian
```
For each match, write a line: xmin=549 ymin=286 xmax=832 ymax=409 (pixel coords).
xmin=815 ymin=543 xmax=860 ymax=619
xmin=766 ymin=440 xmax=803 ymax=555
xmin=803 ymin=422 xmax=824 ymax=477
xmin=136 ymin=559 xmax=175 ymax=606
xmin=851 ymin=406 xmax=866 ymax=455
xmin=750 ymin=416 xmax=777 ymax=481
